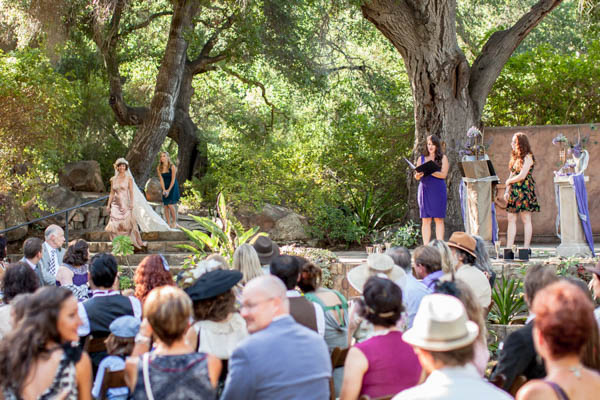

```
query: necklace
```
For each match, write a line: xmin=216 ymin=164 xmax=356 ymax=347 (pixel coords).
xmin=568 ymin=365 xmax=582 ymax=379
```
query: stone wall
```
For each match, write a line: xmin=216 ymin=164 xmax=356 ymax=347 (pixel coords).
xmin=485 ymin=124 xmax=599 ymax=242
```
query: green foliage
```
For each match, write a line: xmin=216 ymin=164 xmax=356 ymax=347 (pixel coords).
xmin=307 ymin=205 xmax=366 ymax=246
xmin=380 ymin=221 xmax=422 ymax=249
xmin=349 ymin=189 xmax=399 ymax=236
xmin=112 ymin=235 xmax=134 ymax=268
xmin=281 ymin=245 xmax=339 ymax=289
xmin=179 ymin=193 xmax=265 ymax=264
xmin=489 ymin=278 xmax=527 ymax=325
xmin=118 ymin=266 xmax=134 ymax=291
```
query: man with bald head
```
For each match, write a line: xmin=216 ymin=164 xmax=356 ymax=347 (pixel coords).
xmin=38 ymin=224 xmax=66 ymax=286
xmin=221 ymin=275 xmax=331 ymax=400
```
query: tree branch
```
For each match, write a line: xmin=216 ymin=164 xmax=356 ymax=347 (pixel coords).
xmin=469 ymin=0 xmax=564 ymax=115
xmin=189 ymin=13 xmax=236 ymax=75
xmin=118 ymin=11 xmax=173 ymax=38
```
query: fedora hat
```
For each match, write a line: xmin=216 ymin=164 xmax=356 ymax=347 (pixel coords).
xmin=184 ymin=269 xmax=242 ymax=301
xmin=447 ymin=232 xmax=477 ymax=259
xmin=252 ymin=236 xmax=280 ymax=266
xmin=403 ymin=294 xmax=479 ymax=352
xmin=347 ymin=253 xmax=406 ymax=293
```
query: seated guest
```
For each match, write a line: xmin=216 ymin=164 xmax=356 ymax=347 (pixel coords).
xmin=299 ymin=262 xmax=348 ymax=397
xmin=134 ymin=254 xmax=174 ymax=304
xmin=491 ymin=264 xmax=558 ymax=390
xmin=78 ymin=253 xmax=142 ymax=372
xmin=473 ymin=235 xmax=496 ymax=287
xmin=340 ymin=277 xmax=421 ymax=400
xmin=125 ymin=286 xmax=219 ymax=399
xmin=20 ymin=237 xmax=45 ymax=286
xmin=442 ymin=232 xmax=491 ymax=309
xmin=429 ymin=239 xmax=456 ymax=276
xmin=233 ymin=243 xmax=264 ymax=285
xmin=0 ymin=286 xmax=93 ymax=399
xmin=270 ymin=255 xmax=325 ymax=336
xmin=0 ymin=262 xmax=39 ymax=339
xmin=413 ymin=245 xmax=443 ymax=291
xmin=516 ymin=281 xmax=600 ymax=399
xmin=394 ymin=294 xmax=512 ymax=400
xmin=252 ymin=236 xmax=279 ymax=274
xmin=586 ymin=261 xmax=600 ymax=327
xmin=435 ymin=280 xmax=489 ymax=376
xmin=57 ymin=239 xmax=91 ymax=301
xmin=8 ymin=293 xmax=32 ymax=327
xmin=347 ymin=254 xmax=406 ymax=343
xmin=92 ymin=315 xmax=139 ymax=400
xmin=39 ymin=224 xmax=66 ymax=286
xmin=221 ymin=276 xmax=331 ymax=400
xmin=386 ymin=246 xmax=428 ymax=329
xmin=184 ymin=269 xmax=248 ymax=386
xmin=0 ymin=235 xmax=8 ymax=274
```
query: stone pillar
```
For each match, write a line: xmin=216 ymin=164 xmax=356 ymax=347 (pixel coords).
xmin=464 ymin=180 xmax=493 ymax=241
xmin=554 ymin=175 xmax=592 ymax=257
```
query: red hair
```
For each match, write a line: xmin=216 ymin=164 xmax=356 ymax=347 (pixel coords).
xmin=509 ymin=132 xmax=533 ymax=171
xmin=134 ymin=255 xmax=174 ymax=304
xmin=532 ymin=281 xmax=595 ymax=358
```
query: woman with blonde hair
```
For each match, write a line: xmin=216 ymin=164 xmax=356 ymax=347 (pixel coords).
xmin=232 ymin=244 xmax=263 ymax=285
xmin=157 ymin=152 xmax=180 ymax=228
xmin=429 ymin=239 xmax=456 ymax=275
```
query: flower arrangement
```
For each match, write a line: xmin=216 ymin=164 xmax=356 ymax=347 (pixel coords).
xmin=552 ymin=125 xmax=597 ymax=175
xmin=460 ymin=126 xmax=488 ymax=160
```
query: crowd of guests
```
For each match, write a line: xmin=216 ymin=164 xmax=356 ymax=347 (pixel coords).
xmin=0 ymin=225 xmax=600 ymax=399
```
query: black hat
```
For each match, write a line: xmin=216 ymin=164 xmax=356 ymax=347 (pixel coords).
xmin=252 ymin=236 xmax=280 ymax=266
xmin=184 ymin=269 xmax=242 ymax=301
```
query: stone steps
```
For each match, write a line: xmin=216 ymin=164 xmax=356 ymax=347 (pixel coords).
xmin=114 ymin=252 xmax=192 ymax=267
xmin=84 ymin=230 xmax=189 ymax=242
xmin=87 ymin=240 xmax=195 ymax=254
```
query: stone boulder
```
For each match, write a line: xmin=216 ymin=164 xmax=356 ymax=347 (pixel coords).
xmin=23 ymin=186 xmax=84 ymax=228
xmin=236 ymin=203 xmax=309 ymax=242
xmin=1 ymin=194 xmax=28 ymax=241
xmin=59 ymin=160 xmax=105 ymax=192
xmin=145 ymin=177 xmax=163 ymax=203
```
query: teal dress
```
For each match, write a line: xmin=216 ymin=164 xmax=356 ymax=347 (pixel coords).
xmin=161 ymin=170 xmax=181 ymax=205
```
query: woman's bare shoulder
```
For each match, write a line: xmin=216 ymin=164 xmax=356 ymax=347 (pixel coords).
xmin=516 ymin=379 xmax=554 ymax=400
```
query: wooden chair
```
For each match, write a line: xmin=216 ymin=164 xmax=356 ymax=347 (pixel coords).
xmin=83 ymin=335 xmax=107 ymax=353
xmin=329 ymin=347 xmax=350 ymax=400
xmin=99 ymin=370 xmax=127 ymax=399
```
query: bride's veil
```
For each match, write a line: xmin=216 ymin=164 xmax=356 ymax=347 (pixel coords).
xmin=113 ymin=162 xmax=172 ymax=232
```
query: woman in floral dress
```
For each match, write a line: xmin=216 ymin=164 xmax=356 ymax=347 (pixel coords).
xmin=503 ymin=132 xmax=540 ymax=249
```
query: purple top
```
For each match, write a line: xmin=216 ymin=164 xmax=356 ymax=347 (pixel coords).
xmin=355 ymin=331 xmax=421 ymax=398
xmin=421 ymin=270 xmax=444 ymax=292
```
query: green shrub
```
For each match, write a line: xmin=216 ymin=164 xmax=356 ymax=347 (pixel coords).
xmin=489 ymin=278 xmax=527 ymax=325
xmin=307 ymin=205 xmax=366 ymax=246
xmin=281 ymin=245 xmax=339 ymax=288
xmin=380 ymin=221 xmax=422 ymax=248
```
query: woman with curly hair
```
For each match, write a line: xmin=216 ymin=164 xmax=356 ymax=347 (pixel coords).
xmin=57 ymin=239 xmax=91 ymax=301
xmin=0 ymin=286 xmax=92 ymax=399
xmin=0 ymin=262 xmax=40 ymax=339
xmin=134 ymin=255 xmax=174 ymax=304
xmin=516 ymin=281 xmax=600 ymax=399
xmin=503 ymin=132 xmax=540 ymax=249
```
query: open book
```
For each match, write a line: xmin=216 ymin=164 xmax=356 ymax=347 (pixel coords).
xmin=404 ymin=157 xmax=441 ymax=176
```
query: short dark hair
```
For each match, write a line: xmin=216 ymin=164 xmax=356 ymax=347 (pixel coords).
xmin=429 ymin=343 xmax=474 ymax=367
xmin=63 ymin=240 xmax=89 ymax=267
xmin=1 ymin=262 xmax=40 ymax=303
xmin=23 ymin=237 xmax=43 ymax=260
xmin=454 ymin=248 xmax=476 ymax=266
xmin=386 ymin=246 xmax=411 ymax=271
xmin=298 ymin=262 xmax=322 ymax=293
xmin=524 ymin=264 xmax=558 ymax=304
xmin=359 ymin=276 xmax=404 ymax=327
xmin=90 ymin=253 xmax=118 ymax=288
xmin=270 ymin=255 xmax=300 ymax=290
xmin=414 ymin=245 xmax=442 ymax=274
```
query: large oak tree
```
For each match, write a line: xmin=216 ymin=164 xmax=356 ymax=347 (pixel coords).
xmin=360 ymin=0 xmax=564 ymax=231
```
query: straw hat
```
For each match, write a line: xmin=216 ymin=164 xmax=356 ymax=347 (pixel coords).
xmin=402 ymin=294 xmax=479 ymax=352
xmin=447 ymin=232 xmax=477 ymax=259
xmin=347 ymin=253 xmax=406 ymax=293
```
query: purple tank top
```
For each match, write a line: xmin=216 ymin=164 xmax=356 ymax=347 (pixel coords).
xmin=355 ymin=331 xmax=422 ymax=398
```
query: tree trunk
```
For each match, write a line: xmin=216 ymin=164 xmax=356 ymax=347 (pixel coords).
xmin=126 ymin=0 xmax=193 ymax=184
xmin=361 ymin=0 xmax=563 ymax=236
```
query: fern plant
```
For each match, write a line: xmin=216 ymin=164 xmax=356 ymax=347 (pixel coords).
xmin=178 ymin=192 xmax=265 ymax=264
xmin=489 ymin=278 xmax=527 ymax=325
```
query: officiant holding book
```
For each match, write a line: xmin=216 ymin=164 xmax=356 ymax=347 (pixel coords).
xmin=414 ymin=134 xmax=449 ymax=244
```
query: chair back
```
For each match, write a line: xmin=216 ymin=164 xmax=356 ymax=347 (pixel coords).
xmin=509 ymin=375 xmax=527 ymax=396
xmin=99 ymin=370 xmax=126 ymax=399
xmin=329 ymin=347 xmax=350 ymax=400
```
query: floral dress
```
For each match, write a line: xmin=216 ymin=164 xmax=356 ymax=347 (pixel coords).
xmin=507 ymin=155 xmax=540 ymax=213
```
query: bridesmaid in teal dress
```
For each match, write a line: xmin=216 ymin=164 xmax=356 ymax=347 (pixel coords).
xmin=157 ymin=152 xmax=181 ymax=228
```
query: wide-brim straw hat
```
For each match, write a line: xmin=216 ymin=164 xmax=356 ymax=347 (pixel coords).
xmin=447 ymin=232 xmax=477 ymax=259
xmin=403 ymin=293 xmax=479 ymax=352
xmin=252 ymin=236 xmax=280 ymax=266
xmin=347 ymin=253 xmax=406 ymax=293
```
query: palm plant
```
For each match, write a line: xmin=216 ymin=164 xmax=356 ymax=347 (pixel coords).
xmin=177 ymin=192 xmax=265 ymax=264
xmin=489 ymin=278 xmax=527 ymax=325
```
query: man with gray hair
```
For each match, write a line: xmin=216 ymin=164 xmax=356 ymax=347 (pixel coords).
xmin=38 ymin=224 xmax=65 ymax=286
xmin=386 ymin=246 xmax=429 ymax=329
xmin=221 ymin=275 xmax=331 ymax=400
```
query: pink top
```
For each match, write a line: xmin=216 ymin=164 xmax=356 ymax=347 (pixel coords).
xmin=355 ymin=331 xmax=422 ymax=398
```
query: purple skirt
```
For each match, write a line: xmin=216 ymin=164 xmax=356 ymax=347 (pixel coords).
xmin=418 ymin=175 xmax=447 ymax=218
